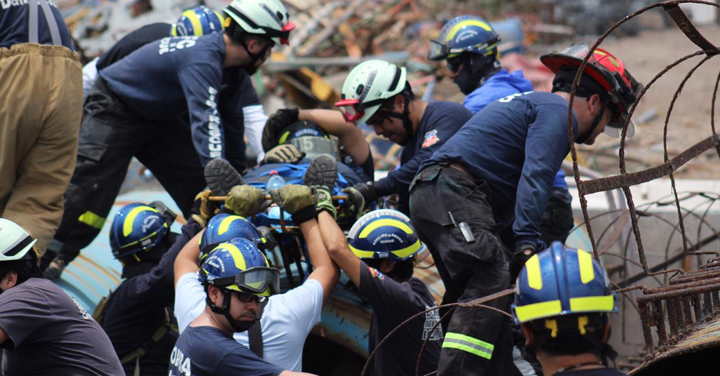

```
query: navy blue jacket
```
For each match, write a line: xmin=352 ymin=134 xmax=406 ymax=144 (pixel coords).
xmin=0 ymin=0 xmax=74 ymax=49
xmin=102 ymin=220 xmax=203 ymax=375
xmin=421 ymin=92 xmax=578 ymax=248
xmin=374 ymin=101 xmax=472 ymax=212
xmin=99 ymin=32 xmax=256 ymax=168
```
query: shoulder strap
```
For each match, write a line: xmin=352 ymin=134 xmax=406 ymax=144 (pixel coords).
xmin=28 ymin=0 xmax=62 ymax=45
xmin=248 ymin=321 xmax=263 ymax=358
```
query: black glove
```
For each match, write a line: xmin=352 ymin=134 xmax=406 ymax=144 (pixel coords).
xmin=511 ymin=242 xmax=537 ymax=280
xmin=353 ymin=182 xmax=377 ymax=204
xmin=262 ymin=108 xmax=299 ymax=152
xmin=256 ymin=226 xmax=278 ymax=250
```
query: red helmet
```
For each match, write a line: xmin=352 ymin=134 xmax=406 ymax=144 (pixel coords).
xmin=541 ymin=44 xmax=643 ymax=138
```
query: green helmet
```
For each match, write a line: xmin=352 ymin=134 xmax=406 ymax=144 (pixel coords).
xmin=335 ymin=60 xmax=407 ymax=125
xmin=223 ymin=0 xmax=295 ymax=45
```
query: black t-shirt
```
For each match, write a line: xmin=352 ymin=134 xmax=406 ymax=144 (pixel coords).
xmin=102 ymin=221 xmax=202 ymax=375
xmin=169 ymin=325 xmax=284 ymax=376
xmin=358 ymin=261 xmax=442 ymax=376
xmin=373 ymin=101 xmax=472 ymax=213
xmin=0 ymin=278 xmax=123 ymax=375
xmin=560 ymin=368 xmax=628 ymax=375
xmin=96 ymin=23 xmax=172 ymax=70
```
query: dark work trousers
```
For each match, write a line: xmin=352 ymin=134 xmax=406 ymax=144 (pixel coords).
xmin=409 ymin=165 xmax=514 ymax=376
xmin=540 ymin=187 xmax=574 ymax=246
xmin=47 ymin=78 xmax=206 ymax=265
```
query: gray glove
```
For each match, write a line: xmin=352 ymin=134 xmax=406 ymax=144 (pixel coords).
xmin=225 ymin=185 xmax=272 ymax=217
xmin=263 ymin=144 xmax=306 ymax=165
xmin=270 ymin=185 xmax=317 ymax=224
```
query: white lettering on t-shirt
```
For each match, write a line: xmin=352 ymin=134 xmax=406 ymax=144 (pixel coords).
xmin=498 ymin=91 xmax=533 ymax=103
xmin=170 ymin=346 xmax=192 ymax=376
xmin=64 ymin=292 xmax=92 ymax=320
xmin=158 ymin=36 xmax=198 ymax=55
xmin=2 ymin=0 xmax=58 ymax=11
xmin=205 ymin=86 xmax=222 ymax=159
xmin=422 ymin=305 xmax=443 ymax=341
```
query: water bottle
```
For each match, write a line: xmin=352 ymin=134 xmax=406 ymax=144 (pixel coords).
xmin=266 ymin=171 xmax=286 ymax=193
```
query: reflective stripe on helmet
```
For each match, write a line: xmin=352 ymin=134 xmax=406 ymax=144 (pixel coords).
xmin=569 ymin=295 xmax=615 ymax=313
xmin=123 ymin=206 xmax=159 ymax=237
xmin=525 ymin=254 xmax=543 ymax=290
xmin=359 ymin=218 xmax=413 ymax=239
xmin=578 ymin=249 xmax=595 ymax=284
xmin=219 ymin=215 xmax=246 ymax=236
xmin=514 ymin=299 xmax=563 ymax=323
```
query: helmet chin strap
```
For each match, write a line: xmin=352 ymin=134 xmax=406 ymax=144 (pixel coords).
xmin=576 ymin=104 xmax=605 ymax=144
xmin=206 ymin=288 xmax=258 ymax=332
xmin=239 ymin=38 xmax=271 ymax=76
xmin=378 ymin=95 xmax=413 ymax=146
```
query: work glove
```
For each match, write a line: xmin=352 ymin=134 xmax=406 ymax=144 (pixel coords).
xmin=190 ymin=190 xmax=217 ymax=228
xmin=256 ymin=226 xmax=278 ymax=251
xmin=43 ymin=258 xmax=66 ymax=280
xmin=263 ymin=144 xmax=306 ymax=165
xmin=510 ymin=242 xmax=537 ymax=280
xmin=353 ymin=182 xmax=377 ymax=204
xmin=313 ymin=185 xmax=337 ymax=219
xmin=269 ymin=184 xmax=317 ymax=224
xmin=262 ymin=108 xmax=299 ymax=152
xmin=339 ymin=187 xmax=365 ymax=222
xmin=225 ymin=185 xmax=272 ymax=217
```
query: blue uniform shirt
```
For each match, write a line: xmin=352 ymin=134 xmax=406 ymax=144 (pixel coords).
xmin=465 ymin=69 xmax=568 ymax=190
xmin=169 ymin=326 xmax=283 ymax=376
xmin=0 ymin=0 xmax=74 ymax=49
xmin=99 ymin=32 xmax=253 ymax=167
xmin=421 ymin=92 xmax=578 ymax=248
xmin=374 ymin=101 xmax=472 ymax=201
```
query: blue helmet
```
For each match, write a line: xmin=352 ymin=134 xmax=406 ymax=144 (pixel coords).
xmin=347 ymin=209 xmax=426 ymax=261
xmin=172 ymin=6 xmax=225 ymax=37
xmin=512 ymin=242 xmax=618 ymax=325
xmin=428 ymin=15 xmax=500 ymax=61
xmin=109 ymin=203 xmax=169 ymax=261
xmin=201 ymin=213 xmax=263 ymax=253
xmin=199 ymin=238 xmax=279 ymax=297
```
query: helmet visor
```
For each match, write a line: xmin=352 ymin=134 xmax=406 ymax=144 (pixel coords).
xmin=428 ymin=39 xmax=451 ymax=61
xmin=210 ymin=267 xmax=280 ymax=295
xmin=290 ymin=137 xmax=339 ymax=160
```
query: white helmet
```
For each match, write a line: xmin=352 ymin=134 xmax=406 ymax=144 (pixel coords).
xmin=0 ymin=218 xmax=36 ymax=262
xmin=335 ymin=60 xmax=408 ymax=125
xmin=223 ymin=0 xmax=295 ymax=45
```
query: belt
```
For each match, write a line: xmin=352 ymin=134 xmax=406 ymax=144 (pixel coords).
xmin=448 ymin=162 xmax=476 ymax=181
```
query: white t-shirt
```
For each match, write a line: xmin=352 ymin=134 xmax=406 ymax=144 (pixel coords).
xmin=174 ymin=272 xmax=324 ymax=372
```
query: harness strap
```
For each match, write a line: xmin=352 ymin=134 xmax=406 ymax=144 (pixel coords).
xmin=28 ymin=0 xmax=62 ymax=45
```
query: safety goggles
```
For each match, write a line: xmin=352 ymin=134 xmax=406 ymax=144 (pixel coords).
xmin=207 ymin=267 xmax=280 ymax=295
xmin=225 ymin=6 xmax=295 ymax=45
xmin=235 ymin=291 xmax=268 ymax=304
xmin=335 ymin=98 xmax=385 ymax=124
xmin=427 ymin=36 xmax=500 ymax=61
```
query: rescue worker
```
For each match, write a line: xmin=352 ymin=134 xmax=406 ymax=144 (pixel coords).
xmin=409 ymin=44 xmax=642 ymax=376
xmin=169 ymin=239 xmax=316 ymax=376
xmin=100 ymin=201 xmax=203 ymax=375
xmin=513 ymin=242 xmax=624 ymax=376
xmin=0 ymin=218 xmax=123 ymax=375
xmin=301 ymin=153 xmax=441 ymax=375
xmin=263 ymin=59 xmax=473 ymax=214
xmin=0 ymin=0 xmax=82 ymax=255
xmin=80 ymin=6 xmax=270 ymax=163
xmin=174 ymin=178 xmax=339 ymax=371
xmin=428 ymin=15 xmax=574 ymax=246
xmin=45 ymin=0 xmax=294 ymax=280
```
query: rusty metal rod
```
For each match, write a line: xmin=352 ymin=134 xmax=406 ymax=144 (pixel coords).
xmin=638 ymin=282 xmax=720 ymax=303
xmin=209 ymin=195 xmax=347 ymax=201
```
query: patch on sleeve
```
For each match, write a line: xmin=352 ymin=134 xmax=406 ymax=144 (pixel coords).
xmin=421 ymin=129 xmax=440 ymax=148
xmin=367 ymin=267 xmax=384 ymax=280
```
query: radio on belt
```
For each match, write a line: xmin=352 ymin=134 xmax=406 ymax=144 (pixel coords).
xmin=448 ymin=211 xmax=475 ymax=243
